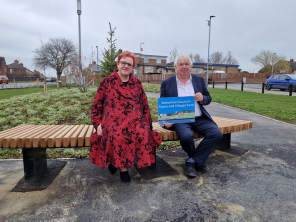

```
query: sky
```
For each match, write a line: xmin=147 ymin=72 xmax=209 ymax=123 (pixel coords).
xmin=1 ymin=0 xmax=296 ymax=77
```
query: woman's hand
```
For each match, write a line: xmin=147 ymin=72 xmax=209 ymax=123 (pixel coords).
xmin=97 ymin=124 xmax=102 ymax=136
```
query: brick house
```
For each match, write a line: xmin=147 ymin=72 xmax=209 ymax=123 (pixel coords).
xmin=0 ymin=57 xmax=7 ymax=75
xmin=288 ymin=59 xmax=296 ymax=74
xmin=7 ymin=59 xmax=32 ymax=77
xmin=133 ymin=53 xmax=167 ymax=75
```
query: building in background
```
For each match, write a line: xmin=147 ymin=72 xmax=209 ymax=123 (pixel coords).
xmin=0 ymin=57 xmax=7 ymax=75
xmin=7 ymin=59 xmax=33 ymax=77
xmin=133 ymin=53 xmax=167 ymax=75
xmin=288 ymin=59 xmax=296 ymax=74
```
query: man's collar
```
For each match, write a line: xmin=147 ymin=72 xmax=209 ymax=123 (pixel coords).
xmin=176 ymin=74 xmax=192 ymax=83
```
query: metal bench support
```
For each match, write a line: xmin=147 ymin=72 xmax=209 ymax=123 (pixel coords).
xmin=215 ymin=133 xmax=231 ymax=150
xmin=22 ymin=148 xmax=47 ymax=179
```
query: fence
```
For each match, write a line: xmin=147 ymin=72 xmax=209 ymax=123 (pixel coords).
xmin=135 ymin=72 xmax=273 ymax=84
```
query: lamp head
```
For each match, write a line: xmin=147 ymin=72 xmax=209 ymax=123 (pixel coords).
xmin=77 ymin=0 xmax=82 ymax=15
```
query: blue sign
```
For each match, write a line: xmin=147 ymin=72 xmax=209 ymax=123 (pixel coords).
xmin=158 ymin=96 xmax=195 ymax=124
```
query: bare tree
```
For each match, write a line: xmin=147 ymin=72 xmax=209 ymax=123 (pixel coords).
xmin=33 ymin=37 xmax=76 ymax=87
xmin=169 ymin=46 xmax=178 ymax=64
xmin=251 ymin=50 xmax=286 ymax=69
xmin=189 ymin=53 xmax=205 ymax=63
xmin=210 ymin=51 xmax=224 ymax=64
xmin=209 ymin=51 xmax=239 ymax=65
xmin=223 ymin=51 xmax=239 ymax=65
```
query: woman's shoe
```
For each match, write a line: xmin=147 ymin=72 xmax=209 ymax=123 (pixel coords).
xmin=108 ymin=163 xmax=117 ymax=175
xmin=120 ymin=171 xmax=131 ymax=182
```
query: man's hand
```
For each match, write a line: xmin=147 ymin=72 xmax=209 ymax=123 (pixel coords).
xmin=164 ymin=123 xmax=174 ymax=128
xmin=193 ymin=92 xmax=204 ymax=102
xmin=97 ymin=124 xmax=102 ymax=136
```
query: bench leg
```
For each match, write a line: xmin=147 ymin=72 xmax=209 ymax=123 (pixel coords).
xmin=22 ymin=148 xmax=47 ymax=179
xmin=215 ymin=133 xmax=231 ymax=150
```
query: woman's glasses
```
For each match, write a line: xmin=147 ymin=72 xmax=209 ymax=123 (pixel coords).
xmin=120 ymin=61 xmax=133 ymax=68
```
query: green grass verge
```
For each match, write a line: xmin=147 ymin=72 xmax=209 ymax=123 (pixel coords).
xmin=208 ymin=88 xmax=296 ymax=124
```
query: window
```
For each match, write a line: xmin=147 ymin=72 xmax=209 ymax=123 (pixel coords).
xmin=144 ymin=66 xmax=153 ymax=73
xmin=144 ymin=58 xmax=149 ymax=63
xmin=195 ymin=69 xmax=202 ymax=74
xmin=156 ymin=58 xmax=161 ymax=64
xmin=279 ymin=75 xmax=286 ymax=80
xmin=272 ymin=75 xmax=279 ymax=79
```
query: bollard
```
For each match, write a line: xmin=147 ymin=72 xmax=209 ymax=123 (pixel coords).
xmin=241 ymin=82 xmax=244 ymax=91
xmin=289 ymin=84 xmax=293 ymax=96
xmin=262 ymin=83 xmax=265 ymax=94
xmin=14 ymin=78 xmax=15 ymax=89
xmin=213 ymin=81 xmax=215 ymax=88
xmin=225 ymin=81 xmax=227 ymax=89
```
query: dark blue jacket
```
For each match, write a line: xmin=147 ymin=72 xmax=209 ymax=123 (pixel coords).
xmin=160 ymin=74 xmax=214 ymax=122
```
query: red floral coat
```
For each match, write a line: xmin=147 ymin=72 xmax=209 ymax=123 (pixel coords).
xmin=90 ymin=70 xmax=162 ymax=169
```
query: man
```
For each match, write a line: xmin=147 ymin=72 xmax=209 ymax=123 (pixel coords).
xmin=160 ymin=54 xmax=222 ymax=177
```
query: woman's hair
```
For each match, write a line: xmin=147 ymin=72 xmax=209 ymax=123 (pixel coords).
xmin=174 ymin=54 xmax=192 ymax=68
xmin=117 ymin=51 xmax=136 ymax=68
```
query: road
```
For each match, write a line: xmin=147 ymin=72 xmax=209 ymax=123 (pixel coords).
xmin=208 ymin=82 xmax=296 ymax=96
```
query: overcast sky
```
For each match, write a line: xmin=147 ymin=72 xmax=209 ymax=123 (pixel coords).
xmin=1 ymin=0 xmax=295 ymax=77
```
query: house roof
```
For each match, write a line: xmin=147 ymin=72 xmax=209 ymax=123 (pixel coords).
xmin=7 ymin=62 xmax=27 ymax=69
xmin=288 ymin=60 xmax=296 ymax=70
xmin=0 ymin=57 xmax=5 ymax=67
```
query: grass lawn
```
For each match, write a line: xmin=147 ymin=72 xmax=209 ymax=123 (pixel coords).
xmin=208 ymin=88 xmax=296 ymax=124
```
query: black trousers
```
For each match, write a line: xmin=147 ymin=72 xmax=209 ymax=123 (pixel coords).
xmin=172 ymin=115 xmax=223 ymax=165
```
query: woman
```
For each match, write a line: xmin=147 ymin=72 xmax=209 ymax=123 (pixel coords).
xmin=90 ymin=51 xmax=162 ymax=182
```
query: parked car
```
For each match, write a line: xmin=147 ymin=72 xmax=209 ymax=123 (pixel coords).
xmin=0 ymin=75 xmax=9 ymax=84
xmin=265 ymin=74 xmax=296 ymax=92
xmin=50 ymin=77 xmax=57 ymax=82
xmin=46 ymin=78 xmax=51 ymax=82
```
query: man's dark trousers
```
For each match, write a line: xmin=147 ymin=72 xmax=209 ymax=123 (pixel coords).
xmin=172 ymin=115 xmax=223 ymax=165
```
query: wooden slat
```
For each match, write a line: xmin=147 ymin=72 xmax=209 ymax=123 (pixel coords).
xmin=63 ymin=125 xmax=80 ymax=147
xmin=0 ymin=125 xmax=32 ymax=148
xmin=152 ymin=116 xmax=253 ymax=141
xmin=39 ymin=125 xmax=64 ymax=148
xmin=78 ymin=125 xmax=89 ymax=146
xmin=11 ymin=125 xmax=46 ymax=148
xmin=70 ymin=125 xmax=84 ymax=147
xmin=85 ymin=125 xmax=94 ymax=146
xmin=25 ymin=126 xmax=55 ymax=148
xmin=48 ymin=125 xmax=74 ymax=148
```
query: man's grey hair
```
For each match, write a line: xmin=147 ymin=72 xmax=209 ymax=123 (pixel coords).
xmin=174 ymin=54 xmax=193 ymax=68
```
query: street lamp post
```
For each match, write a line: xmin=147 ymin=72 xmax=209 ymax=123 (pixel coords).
xmin=206 ymin=15 xmax=215 ymax=87
xmin=77 ymin=0 xmax=82 ymax=84
xmin=272 ymin=53 xmax=276 ymax=75
xmin=96 ymin=46 xmax=99 ymax=67
xmin=140 ymin=42 xmax=144 ymax=74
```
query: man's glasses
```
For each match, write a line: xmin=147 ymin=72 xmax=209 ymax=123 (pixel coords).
xmin=120 ymin=61 xmax=133 ymax=68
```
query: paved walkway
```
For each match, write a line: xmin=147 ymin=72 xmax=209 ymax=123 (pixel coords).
xmin=1 ymin=93 xmax=296 ymax=221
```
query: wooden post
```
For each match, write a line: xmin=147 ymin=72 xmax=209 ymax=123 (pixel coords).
xmin=93 ymin=78 xmax=94 ymax=86
xmin=14 ymin=78 xmax=15 ymax=89
xmin=44 ymin=82 xmax=46 ymax=92
xmin=37 ymin=78 xmax=39 ymax=88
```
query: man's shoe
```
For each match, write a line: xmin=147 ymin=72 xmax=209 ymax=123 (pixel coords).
xmin=108 ymin=163 xmax=117 ymax=175
xmin=185 ymin=161 xmax=197 ymax=177
xmin=195 ymin=163 xmax=209 ymax=173
xmin=120 ymin=171 xmax=131 ymax=182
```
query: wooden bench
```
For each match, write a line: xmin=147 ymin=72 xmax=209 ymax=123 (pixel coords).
xmin=0 ymin=117 xmax=253 ymax=178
